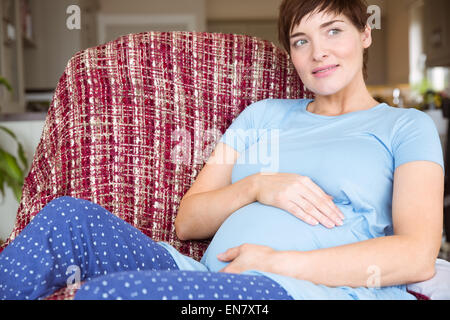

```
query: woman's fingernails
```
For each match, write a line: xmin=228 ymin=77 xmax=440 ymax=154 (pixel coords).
xmin=325 ymin=219 xmax=335 ymax=228
xmin=334 ymin=207 xmax=344 ymax=219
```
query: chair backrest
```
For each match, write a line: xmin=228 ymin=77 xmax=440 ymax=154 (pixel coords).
xmin=1 ymin=31 xmax=310 ymax=261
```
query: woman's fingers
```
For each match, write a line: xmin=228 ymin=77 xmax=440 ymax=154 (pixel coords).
xmin=257 ymin=173 xmax=345 ymax=228
xmin=304 ymin=193 xmax=344 ymax=226
xmin=217 ymin=247 xmax=239 ymax=261
xmin=300 ymin=177 xmax=345 ymax=221
xmin=289 ymin=198 xmax=337 ymax=228
xmin=285 ymin=201 xmax=320 ymax=226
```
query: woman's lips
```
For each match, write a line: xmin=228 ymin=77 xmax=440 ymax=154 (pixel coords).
xmin=312 ymin=64 xmax=339 ymax=78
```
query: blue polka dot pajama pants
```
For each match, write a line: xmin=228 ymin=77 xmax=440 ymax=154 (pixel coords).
xmin=0 ymin=196 xmax=293 ymax=300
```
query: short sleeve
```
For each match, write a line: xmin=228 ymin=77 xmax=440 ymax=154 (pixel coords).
xmin=219 ymin=99 xmax=271 ymax=154
xmin=392 ymin=109 xmax=445 ymax=175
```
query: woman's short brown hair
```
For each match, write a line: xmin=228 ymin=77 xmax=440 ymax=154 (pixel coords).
xmin=278 ymin=0 xmax=370 ymax=79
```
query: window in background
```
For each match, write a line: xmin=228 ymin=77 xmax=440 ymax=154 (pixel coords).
xmin=428 ymin=67 xmax=449 ymax=94
xmin=408 ymin=1 xmax=449 ymax=102
xmin=409 ymin=0 xmax=426 ymax=104
xmin=409 ymin=1 xmax=425 ymax=87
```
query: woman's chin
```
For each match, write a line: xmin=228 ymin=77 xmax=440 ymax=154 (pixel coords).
xmin=303 ymin=78 xmax=345 ymax=96
xmin=302 ymin=72 xmax=361 ymax=97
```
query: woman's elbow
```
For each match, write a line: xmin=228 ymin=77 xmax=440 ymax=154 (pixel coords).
xmin=175 ymin=227 xmax=188 ymax=241
xmin=174 ymin=213 xmax=190 ymax=241
xmin=416 ymin=261 xmax=436 ymax=283
xmin=412 ymin=248 xmax=438 ymax=283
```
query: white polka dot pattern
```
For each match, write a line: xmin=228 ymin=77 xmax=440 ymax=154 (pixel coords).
xmin=0 ymin=196 xmax=293 ymax=300
xmin=0 ymin=196 xmax=178 ymax=300
xmin=74 ymin=270 xmax=292 ymax=300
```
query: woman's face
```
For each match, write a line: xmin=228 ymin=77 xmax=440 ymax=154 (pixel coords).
xmin=289 ymin=11 xmax=371 ymax=96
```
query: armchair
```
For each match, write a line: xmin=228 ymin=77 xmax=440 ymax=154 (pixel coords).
xmin=0 ymin=31 xmax=308 ymax=299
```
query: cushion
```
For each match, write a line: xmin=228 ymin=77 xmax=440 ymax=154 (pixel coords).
xmin=406 ymin=259 xmax=450 ymax=300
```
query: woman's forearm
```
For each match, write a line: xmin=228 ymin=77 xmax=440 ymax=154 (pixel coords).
xmin=272 ymin=235 xmax=436 ymax=288
xmin=175 ymin=174 xmax=258 ymax=241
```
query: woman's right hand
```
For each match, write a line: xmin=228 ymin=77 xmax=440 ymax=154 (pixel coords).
xmin=253 ymin=173 xmax=345 ymax=228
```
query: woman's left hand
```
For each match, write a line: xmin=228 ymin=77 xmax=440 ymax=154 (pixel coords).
xmin=217 ymin=243 xmax=277 ymax=274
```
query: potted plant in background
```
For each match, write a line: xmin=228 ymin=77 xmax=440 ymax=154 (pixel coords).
xmin=0 ymin=76 xmax=28 ymax=247
xmin=0 ymin=126 xmax=28 ymax=202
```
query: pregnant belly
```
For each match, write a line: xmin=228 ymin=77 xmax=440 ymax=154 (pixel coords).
xmin=200 ymin=201 xmax=373 ymax=272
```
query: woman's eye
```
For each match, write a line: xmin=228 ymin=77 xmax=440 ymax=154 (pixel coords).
xmin=293 ymin=39 xmax=308 ymax=47
xmin=328 ymin=28 xmax=341 ymax=36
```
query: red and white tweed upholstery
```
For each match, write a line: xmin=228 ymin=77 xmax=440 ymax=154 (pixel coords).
xmin=0 ymin=32 xmax=308 ymax=299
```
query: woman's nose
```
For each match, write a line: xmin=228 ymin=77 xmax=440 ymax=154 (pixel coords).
xmin=311 ymin=42 xmax=329 ymax=61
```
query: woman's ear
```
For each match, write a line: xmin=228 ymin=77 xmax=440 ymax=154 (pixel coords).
xmin=361 ymin=24 xmax=372 ymax=49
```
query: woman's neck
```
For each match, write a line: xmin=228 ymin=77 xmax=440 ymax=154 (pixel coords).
xmin=308 ymin=74 xmax=379 ymax=116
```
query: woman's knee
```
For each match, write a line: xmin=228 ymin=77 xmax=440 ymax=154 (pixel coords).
xmin=38 ymin=196 xmax=110 ymax=224
xmin=32 ymin=196 xmax=75 ymax=222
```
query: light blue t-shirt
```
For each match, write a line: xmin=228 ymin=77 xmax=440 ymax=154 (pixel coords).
xmin=161 ymin=98 xmax=444 ymax=299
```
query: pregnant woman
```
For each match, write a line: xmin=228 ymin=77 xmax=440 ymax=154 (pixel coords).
xmin=0 ymin=0 xmax=444 ymax=300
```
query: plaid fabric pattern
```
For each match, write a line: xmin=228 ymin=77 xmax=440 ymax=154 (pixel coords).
xmin=0 ymin=32 xmax=309 ymax=299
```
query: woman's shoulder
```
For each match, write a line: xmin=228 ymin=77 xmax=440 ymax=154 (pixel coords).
xmin=382 ymin=105 xmax=437 ymax=128
xmin=380 ymin=104 xmax=426 ymax=117
xmin=371 ymin=104 xmax=437 ymax=131
xmin=388 ymin=106 xmax=442 ymax=149
xmin=256 ymin=98 xmax=310 ymax=114
xmin=244 ymin=98 xmax=306 ymax=115
xmin=250 ymin=98 xmax=307 ymax=114
xmin=251 ymin=98 xmax=307 ymax=125
xmin=236 ymin=98 xmax=306 ymax=130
